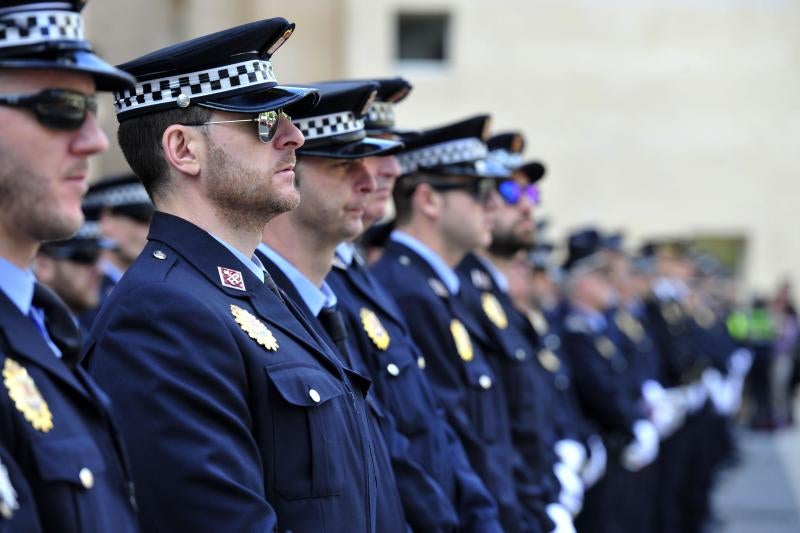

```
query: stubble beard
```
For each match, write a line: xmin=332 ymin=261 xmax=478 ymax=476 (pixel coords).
xmin=206 ymin=143 xmax=300 ymax=234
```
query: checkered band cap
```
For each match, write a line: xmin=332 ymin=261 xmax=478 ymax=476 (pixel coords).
xmin=0 ymin=8 xmax=84 ymax=50
xmin=113 ymin=59 xmax=277 ymax=116
xmin=82 ymin=182 xmax=150 ymax=209
xmin=398 ymin=137 xmax=488 ymax=175
xmin=488 ymin=149 xmax=524 ymax=170
xmin=366 ymin=101 xmax=395 ymax=129
xmin=293 ymin=110 xmax=364 ymax=141
xmin=73 ymin=220 xmax=101 ymax=240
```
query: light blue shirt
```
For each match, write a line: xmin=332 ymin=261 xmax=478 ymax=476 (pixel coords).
xmin=474 ymin=254 xmax=509 ymax=293
xmin=390 ymin=231 xmax=460 ymax=295
xmin=0 ymin=257 xmax=62 ymax=358
xmin=257 ymin=243 xmax=337 ymax=317
xmin=210 ymin=234 xmax=266 ymax=283
xmin=99 ymin=257 xmax=124 ymax=284
xmin=0 ymin=257 xmax=35 ymax=315
xmin=335 ymin=242 xmax=356 ymax=267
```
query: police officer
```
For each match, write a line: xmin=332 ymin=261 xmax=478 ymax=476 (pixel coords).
xmin=79 ymin=173 xmax=153 ymax=330
xmin=0 ymin=1 xmax=139 ymax=531
xmin=372 ymin=116 xmax=542 ymax=533
xmin=35 ymin=220 xmax=108 ymax=334
xmin=255 ymin=80 xmax=410 ymax=531
xmin=326 ymin=78 xmax=505 ymax=532
xmin=85 ymin=19 xmax=394 ymax=533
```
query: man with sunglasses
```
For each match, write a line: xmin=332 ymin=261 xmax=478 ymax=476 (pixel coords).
xmin=0 ymin=1 xmax=141 ymax=532
xmin=84 ymin=19 xmax=391 ymax=533
xmin=78 ymin=174 xmax=153 ymax=331
xmin=456 ymin=133 xmax=596 ymax=532
xmin=371 ymin=116 xmax=550 ymax=533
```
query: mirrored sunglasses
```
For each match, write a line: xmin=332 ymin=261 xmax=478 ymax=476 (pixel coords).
xmin=0 ymin=89 xmax=98 ymax=130
xmin=185 ymin=109 xmax=291 ymax=143
xmin=497 ymin=180 xmax=540 ymax=205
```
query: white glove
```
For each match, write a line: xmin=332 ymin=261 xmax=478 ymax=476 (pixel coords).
xmin=681 ymin=381 xmax=708 ymax=414
xmin=703 ymin=368 xmax=743 ymax=416
xmin=642 ymin=380 xmax=686 ymax=439
xmin=546 ymin=502 xmax=577 ymax=533
xmin=581 ymin=434 xmax=607 ymax=488
xmin=554 ymin=439 xmax=587 ymax=473
xmin=728 ymin=348 xmax=754 ymax=378
xmin=621 ymin=420 xmax=659 ymax=471
xmin=553 ymin=462 xmax=584 ymax=516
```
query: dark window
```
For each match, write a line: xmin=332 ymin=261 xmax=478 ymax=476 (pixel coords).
xmin=396 ymin=13 xmax=449 ymax=62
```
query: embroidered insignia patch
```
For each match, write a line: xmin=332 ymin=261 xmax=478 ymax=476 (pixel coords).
xmin=450 ymin=319 xmax=474 ymax=362
xmin=218 ymin=267 xmax=246 ymax=291
xmin=360 ymin=308 xmax=390 ymax=351
xmin=230 ymin=305 xmax=278 ymax=351
xmin=594 ymin=336 xmax=616 ymax=360
xmin=481 ymin=292 xmax=508 ymax=329
xmin=0 ymin=458 xmax=18 ymax=519
xmin=538 ymin=349 xmax=562 ymax=373
xmin=3 ymin=358 xmax=53 ymax=432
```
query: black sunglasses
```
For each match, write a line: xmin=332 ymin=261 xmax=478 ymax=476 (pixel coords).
xmin=183 ymin=109 xmax=291 ymax=144
xmin=0 ymin=89 xmax=98 ymax=130
xmin=428 ymin=178 xmax=495 ymax=202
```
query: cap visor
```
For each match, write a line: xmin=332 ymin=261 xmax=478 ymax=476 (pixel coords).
xmin=199 ymin=85 xmax=319 ymax=114
xmin=299 ymin=137 xmax=403 ymax=160
xmin=0 ymin=50 xmax=135 ymax=91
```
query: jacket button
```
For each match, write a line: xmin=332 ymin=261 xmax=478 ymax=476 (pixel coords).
xmin=479 ymin=375 xmax=492 ymax=389
xmin=308 ymin=388 xmax=321 ymax=403
xmin=417 ymin=356 xmax=426 ymax=369
xmin=152 ymin=250 xmax=167 ymax=260
xmin=79 ymin=467 xmax=94 ymax=489
xmin=386 ymin=363 xmax=400 ymax=376
xmin=515 ymin=349 xmax=527 ymax=361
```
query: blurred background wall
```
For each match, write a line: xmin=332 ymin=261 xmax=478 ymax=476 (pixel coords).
xmin=84 ymin=0 xmax=800 ymax=293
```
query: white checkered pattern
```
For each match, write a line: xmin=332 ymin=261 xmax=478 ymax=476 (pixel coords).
xmin=366 ymin=101 xmax=395 ymax=128
xmin=0 ymin=9 xmax=84 ymax=49
xmin=82 ymin=183 xmax=150 ymax=209
xmin=293 ymin=111 xmax=364 ymax=141
xmin=113 ymin=59 xmax=277 ymax=115
xmin=398 ymin=138 xmax=488 ymax=174
xmin=488 ymin=149 xmax=523 ymax=170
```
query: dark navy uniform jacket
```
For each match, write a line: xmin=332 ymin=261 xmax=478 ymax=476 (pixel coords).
xmin=255 ymin=250 xmax=409 ymax=533
xmin=326 ymin=247 xmax=503 ymax=533
xmin=85 ymin=213 xmax=382 ymax=533
xmin=455 ymin=254 xmax=561 ymax=508
xmin=561 ymin=306 xmax=643 ymax=441
xmin=372 ymin=239 xmax=534 ymax=533
xmin=0 ymin=290 xmax=139 ymax=533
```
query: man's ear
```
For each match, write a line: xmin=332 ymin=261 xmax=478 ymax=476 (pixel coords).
xmin=414 ymin=182 xmax=441 ymax=221
xmin=162 ymin=125 xmax=203 ymax=178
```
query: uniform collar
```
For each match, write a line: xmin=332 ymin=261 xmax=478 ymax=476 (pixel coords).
xmin=474 ymin=254 xmax=509 ymax=293
xmin=571 ymin=304 xmax=608 ymax=332
xmin=257 ymin=243 xmax=337 ymax=316
xmin=211 ymin=234 xmax=266 ymax=283
xmin=0 ymin=257 xmax=35 ymax=315
xmin=390 ymin=230 xmax=460 ymax=294
xmin=335 ymin=241 xmax=356 ymax=266
xmin=99 ymin=257 xmax=125 ymax=284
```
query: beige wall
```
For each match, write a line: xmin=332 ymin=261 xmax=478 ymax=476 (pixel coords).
xmin=84 ymin=0 xmax=800 ymax=292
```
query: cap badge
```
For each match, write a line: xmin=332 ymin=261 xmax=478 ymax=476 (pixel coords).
xmin=481 ymin=292 xmax=508 ymax=330
xmin=360 ymin=308 xmax=390 ymax=351
xmin=594 ymin=336 xmax=616 ymax=360
xmin=218 ymin=267 xmax=246 ymax=291
xmin=450 ymin=319 xmax=474 ymax=362
xmin=3 ymin=359 xmax=53 ymax=432
xmin=538 ymin=349 xmax=562 ymax=373
xmin=0 ymin=458 xmax=18 ymax=519
xmin=230 ymin=305 xmax=278 ymax=351
xmin=176 ymin=93 xmax=190 ymax=108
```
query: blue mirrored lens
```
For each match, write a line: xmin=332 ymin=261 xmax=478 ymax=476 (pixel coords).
xmin=498 ymin=180 xmax=521 ymax=204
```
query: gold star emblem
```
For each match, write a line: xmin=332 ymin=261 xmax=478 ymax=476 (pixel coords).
xmin=3 ymin=358 xmax=53 ymax=432
xmin=481 ymin=292 xmax=508 ymax=330
xmin=450 ymin=319 xmax=474 ymax=362
xmin=230 ymin=305 xmax=278 ymax=351
xmin=360 ymin=308 xmax=390 ymax=351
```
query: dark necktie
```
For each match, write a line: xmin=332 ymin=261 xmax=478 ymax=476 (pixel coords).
xmin=261 ymin=268 xmax=285 ymax=303
xmin=318 ymin=305 xmax=350 ymax=364
xmin=31 ymin=282 xmax=82 ymax=366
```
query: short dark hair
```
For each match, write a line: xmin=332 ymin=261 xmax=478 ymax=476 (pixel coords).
xmin=392 ymin=174 xmax=425 ymax=226
xmin=117 ymin=106 xmax=212 ymax=201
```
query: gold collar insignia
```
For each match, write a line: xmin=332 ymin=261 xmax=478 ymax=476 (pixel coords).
xmin=360 ymin=308 xmax=390 ymax=350
xmin=450 ymin=319 xmax=474 ymax=362
xmin=3 ymin=358 xmax=53 ymax=432
xmin=481 ymin=292 xmax=508 ymax=330
xmin=231 ymin=305 xmax=278 ymax=351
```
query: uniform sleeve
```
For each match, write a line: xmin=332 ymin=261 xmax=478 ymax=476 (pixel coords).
xmin=86 ymin=283 xmax=276 ymax=533
xmin=0 ymin=444 xmax=42 ymax=533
